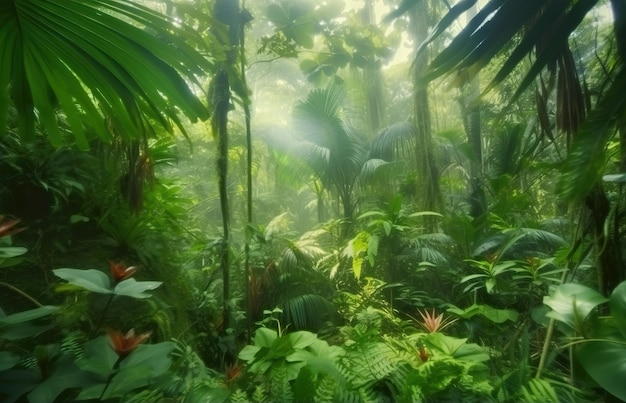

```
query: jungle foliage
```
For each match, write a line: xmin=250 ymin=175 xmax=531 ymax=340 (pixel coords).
xmin=1 ymin=0 xmax=625 ymax=402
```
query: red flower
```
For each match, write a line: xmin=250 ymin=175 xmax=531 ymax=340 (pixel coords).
xmin=0 ymin=215 xmax=26 ymax=238
xmin=109 ymin=260 xmax=137 ymax=282
xmin=225 ymin=363 xmax=242 ymax=385
xmin=107 ymin=328 xmax=151 ymax=358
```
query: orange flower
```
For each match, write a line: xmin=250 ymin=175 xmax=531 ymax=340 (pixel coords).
xmin=0 ymin=215 xmax=26 ymax=238
xmin=225 ymin=363 xmax=242 ymax=385
xmin=107 ymin=328 xmax=151 ymax=358
xmin=108 ymin=260 xmax=137 ymax=282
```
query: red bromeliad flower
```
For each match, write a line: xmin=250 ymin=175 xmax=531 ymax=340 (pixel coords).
xmin=108 ymin=260 xmax=137 ymax=282
xmin=417 ymin=308 xmax=457 ymax=333
xmin=107 ymin=328 xmax=151 ymax=358
xmin=0 ymin=215 xmax=26 ymax=238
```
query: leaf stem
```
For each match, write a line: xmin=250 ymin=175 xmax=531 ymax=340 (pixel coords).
xmin=98 ymin=356 xmax=123 ymax=401
xmin=0 ymin=282 xmax=43 ymax=307
xmin=92 ymin=294 xmax=115 ymax=338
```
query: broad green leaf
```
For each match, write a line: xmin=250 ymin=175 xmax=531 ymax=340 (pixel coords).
xmin=544 ymin=283 xmax=608 ymax=334
xmin=254 ymin=327 xmax=278 ymax=348
xmin=0 ymin=351 xmax=20 ymax=371
xmin=288 ymin=331 xmax=317 ymax=350
xmin=238 ymin=345 xmax=261 ymax=362
xmin=307 ymin=339 xmax=346 ymax=360
xmin=0 ymin=247 xmax=27 ymax=259
xmin=453 ymin=343 xmax=490 ymax=362
xmin=0 ymin=323 xmax=57 ymax=341
xmin=577 ymin=339 xmax=626 ymax=402
xmin=77 ymin=336 xmax=118 ymax=376
xmin=113 ymin=278 xmax=162 ymax=299
xmin=53 ymin=268 xmax=112 ymax=294
xmin=266 ymin=3 xmax=290 ymax=27
xmin=27 ymin=354 xmax=92 ymax=403
xmin=0 ymin=305 xmax=58 ymax=325
xmin=267 ymin=336 xmax=294 ymax=359
xmin=423 ymin=333 xmax=467 ymax=356
xmin=610 ymin=281 xmax=626 ymax=338
xmin=448 ymin=304 xmax=518 ymax=323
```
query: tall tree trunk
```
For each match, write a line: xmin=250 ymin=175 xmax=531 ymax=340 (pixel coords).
xmin=211 ymin=0 xmax=241 ymax=332
xmin=411 ymin=2 xmax=439 ymax=229
xmin=240 ymin=0 xmax=254 ymax=339
xmin=361 ymin=0 xmax=385 ymax=134
xmin=210 ymin=68 xmax=231 ymax=330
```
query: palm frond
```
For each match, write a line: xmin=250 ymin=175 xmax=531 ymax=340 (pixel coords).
xmin=473 ymin=227 xmax=566 ymax=258
xmin=420 ymin=0 xmax=600 ymax=102
xmin=370 ymin=121 xmax=416 ymax=161
xmin=558 ymin=66 xmax=626 ymax=200
xmin=280 ymin=294 xmax=336 ymax=330
xmin=1 ymin=0 xmax=212 ymax=148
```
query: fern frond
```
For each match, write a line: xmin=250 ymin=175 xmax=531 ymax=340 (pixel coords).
xmin=230 ymin=389 xmax=250 ymax=403
xmin=342 ymin=341 xmax=400 ymax=387
xmin=60 ymin=331 xmax=86 ymax=359
xmin=520 ymin=378 xmax=559 ymax=402
xmin=315 ymin=375 xmax=337 ymax=402
xmin=269 ymin=364 xmax=295 ymax=402
xmin=251 ymin=384 xmax=269 ymax=403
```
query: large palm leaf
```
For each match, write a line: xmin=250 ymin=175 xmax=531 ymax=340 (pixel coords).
xmin=292 ymin=84 xmax=368 ymax=222
xmin=1 ymin=0 xmax=213 ymax=149
xmin=292 ymin=84 xmax=367 ymax=190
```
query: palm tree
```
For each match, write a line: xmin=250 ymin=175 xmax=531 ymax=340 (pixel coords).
xmin=1 ymin=0 xmax=212 ymax=149
xmin=292 ymin=83 xmax=368 ymax=239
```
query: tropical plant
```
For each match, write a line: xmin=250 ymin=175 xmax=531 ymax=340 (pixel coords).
xmin=411 ymin=0 xmax=626 ymax=294
xmin=1 ymin=0 xmax=213 ymax=148
xmin=543 ymin=280 xmax=626 ymax=401
xmin=247 ymin=213 xmax=335 ymax=331
xmin=291 ymin=82 xmax=368 ymax=236
xmin=0 ymin=255 xmax=175 ymax=402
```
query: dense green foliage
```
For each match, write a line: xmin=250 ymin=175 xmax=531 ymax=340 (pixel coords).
xmin=1 ymin=0 xmax=625 ymax=401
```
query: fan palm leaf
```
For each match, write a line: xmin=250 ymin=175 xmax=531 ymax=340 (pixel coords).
xmin=292 ymin=84 xmax=368 ymax=225
xmin=1 ymin=0 xmax=213 ymax=149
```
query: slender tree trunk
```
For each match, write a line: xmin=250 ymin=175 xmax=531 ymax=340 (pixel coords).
xmin=240 ymin=0 xmax=254 ymax=339
xmin=411 ymin=2 xmax=440 ymax=229
xmin=211 ymin=68 xmax=231 ymax=330
xmin=361 ymin=0 xmax=385 ymax=134
xmin=211 ymin=0 xmax=241 ymax=332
